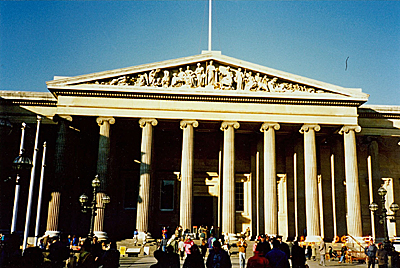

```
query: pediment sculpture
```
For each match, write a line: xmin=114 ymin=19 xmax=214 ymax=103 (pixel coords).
xmin=87 ymin=60 xmax=327 ymax=94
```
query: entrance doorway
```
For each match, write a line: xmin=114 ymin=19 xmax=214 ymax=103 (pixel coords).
xmin=193 ymin=196 xmax=215 ymax=228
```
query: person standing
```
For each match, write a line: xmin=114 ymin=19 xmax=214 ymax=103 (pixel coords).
xmin=99 ymin=241 xmax=120 ymax=268
xmin=376 ymin=243 xmax=388 ymax=268
xmin=291 ymin=241 xmax=306 ymax=268
xmin=183 ymin=244 xmax=205 ymax=268
xmin=265 ymin=239 xmax=290 ymax=268
xmin=236 ymin=237 xmax=247 ymax=268
xmin=258 ymin=235 xmax=271 ymax=255
xmin=319 ymin=238 xmax=326 ymax=266
xmin=206 ymin=240 xmax=232 ymax=268
xmin=247 ymin=244 xmax=270 ymax=268
xmin=178 ymin=238 xmax=185 ymax=260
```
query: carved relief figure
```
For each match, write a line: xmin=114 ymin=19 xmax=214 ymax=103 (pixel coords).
xmin=171 ymin=73 xmax=179 ymax=87
xmin=162 ymin=70 xmax=170 ymax=87
xmin=195 ymin=63 xmax=204 ymax=87
xmin=244 ymin=72 xmax=257 ymax=91
xmin=206 ymin=61 xmax=216 ymax=86
xmin=139 ymin=73 xmax=148 ymax=86
xmin=219 ymin=66 xmax=233 ymax=89
xmin=234 ymin=68 xmax=244 ymax=90
xmin=258 ymin=75 xmax=269 ymax=91
xmin=185 ymin=66 xmax=195 ymax=87
xmin=178 ymin=68 xmax=186 ymax=86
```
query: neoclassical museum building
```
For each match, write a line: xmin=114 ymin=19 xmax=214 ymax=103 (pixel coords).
xmin=1 ymin=51 xmax=399 ymax=242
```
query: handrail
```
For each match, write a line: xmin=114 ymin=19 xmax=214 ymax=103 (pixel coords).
xmin=347 ymin=234 xmax=365 ymax=249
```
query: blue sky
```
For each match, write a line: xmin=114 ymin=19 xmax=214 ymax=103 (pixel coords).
xmin=1 ymin=0 xmax=399 ymax=105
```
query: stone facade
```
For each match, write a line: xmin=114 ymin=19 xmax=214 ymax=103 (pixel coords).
xmin=0 ymin=51 xmax=399 ymax=241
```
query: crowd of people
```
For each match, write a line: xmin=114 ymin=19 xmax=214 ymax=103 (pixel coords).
xmin=0 ymin=233 xmax=120 ymax=268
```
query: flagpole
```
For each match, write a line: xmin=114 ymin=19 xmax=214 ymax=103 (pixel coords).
xmin=34 ymin=141 xmax=47 ymax=246
xmin=23 ymin=115 xmax=42 ymax=251
xmin=208 ymin=0 xmax=212 ymax=51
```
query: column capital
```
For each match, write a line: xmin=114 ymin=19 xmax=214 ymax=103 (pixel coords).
xmin=339 ymin=125 xmax=361 ymax=135
xmin=139 ymin=118 xmax=158 ymax=128
xmin=299 ymin=124 xmax=320 ymax=134
xmin=220 ymin=121 xmax=240 ymax=131
xmin=260 ymin=122 xmax=280 ymax=132
xmin=96 ymin=117 xmax=115 ymax=126
xmin=53 ymin=114 xmax=73 ymax=123
xmin=180 ymin=120 xmax=199 ymax=129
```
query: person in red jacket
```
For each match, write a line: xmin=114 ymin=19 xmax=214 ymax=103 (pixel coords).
xmin=247 ymin=244 xmax=270 ymax=268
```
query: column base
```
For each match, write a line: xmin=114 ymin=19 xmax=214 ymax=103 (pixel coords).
xmin=305 ymin=235 xmax=322 ymax=243
xmin=94 ymin=231 xmax=108 ymax=241
xmin=44 ymin=230 xmax=60 ymax=238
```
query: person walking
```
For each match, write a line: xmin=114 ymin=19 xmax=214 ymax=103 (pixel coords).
xmin=236 ymin=237 xmax=247 ymax=268
xmin=319 ymin=238 xmax=326 ymax=266
xmin=365 ymin=241 xmax=378 ymax=268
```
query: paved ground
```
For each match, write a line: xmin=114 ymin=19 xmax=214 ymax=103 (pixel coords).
xmin=119 ymin=255 xmax=368 ymax=267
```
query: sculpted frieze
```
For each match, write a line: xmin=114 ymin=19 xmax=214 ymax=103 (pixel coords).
xmin=89 ymin=61 xmax=326 ymax=94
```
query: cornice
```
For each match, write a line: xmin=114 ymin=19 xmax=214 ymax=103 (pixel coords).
xmin=0 ymin=98 xmax=57 ymax=107
xmin=50 ymin=88 xmax=365 ymax=107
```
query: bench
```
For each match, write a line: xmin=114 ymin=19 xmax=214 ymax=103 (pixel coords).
xmin=126 ymin=247 xmax=141 ymax=257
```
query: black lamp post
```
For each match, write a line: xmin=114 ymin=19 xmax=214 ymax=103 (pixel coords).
xmin=79 ymin=175 xmax=110 ymax=240
xmin=369 ymin=186 xmax=399 ymax=250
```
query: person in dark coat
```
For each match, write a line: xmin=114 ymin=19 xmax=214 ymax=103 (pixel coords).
xmin=206 ymin=240 xmax=232 ymax=268
xmin=291 ymin=241 xmax=306 ymax=268
xmin=257 ymin=235 xmax=271 ymax=255
xmin=166 ymin=245 xmax=180 ymax=268
xmin=265 ymin=239 xmax=290 ymax=268
xmin=99 ymin=241 xmax=120 ymax=268
xmin=183 ymin=244 xmax=205 ymax=268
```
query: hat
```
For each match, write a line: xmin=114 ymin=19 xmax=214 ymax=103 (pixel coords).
xmin=260 ymin=234 xmax=266 ymax=238
xmin=378 ymin=242 xmax=383 ymax=246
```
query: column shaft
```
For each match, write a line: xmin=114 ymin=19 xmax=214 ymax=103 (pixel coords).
xmin=136 ymin=119 xmax=157 ymax=235
xmin=45 ymin=117 xmax=70 ymax=237
xmin=220 ymin=121 xmax=240 ymax=235
xmin=179 ymin=120 xmax=198 ymax=232
xmin=300 ymin=124 xmax=320 ymax=241
xmin=45 ymin=192 xmax=61 ymax=237
xmin=340 ymin=125 xmax=362 ymax=237
xmin=94 ymin=117 xmax=115 ymax=239
xmin=260 ymin=122 xmax=280 ymax=236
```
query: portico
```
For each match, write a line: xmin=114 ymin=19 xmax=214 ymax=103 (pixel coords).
xmin=1 ymin=51 xmax=399 ymax=242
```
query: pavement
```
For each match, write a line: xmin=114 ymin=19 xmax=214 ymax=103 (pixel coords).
xmin=117 ymin=239 xmax=368 ymax=267
xmin=119 ymin=254 xmax=368 ymax=267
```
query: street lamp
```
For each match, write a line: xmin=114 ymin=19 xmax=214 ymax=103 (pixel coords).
xmin=79 ymin=175 xmax=111 ymax=239
xmin=369 ymin=186 xmax=399 ymax=250
xmin=10 ymin=123 xmax=32 ymax=234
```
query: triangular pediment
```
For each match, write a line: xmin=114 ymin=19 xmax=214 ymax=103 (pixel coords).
xmin=47 ymin=51 xmax=368 ymax=103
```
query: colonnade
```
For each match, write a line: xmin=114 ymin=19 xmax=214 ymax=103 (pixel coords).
xmin=44 ymin=116 xmax=364 ymax=240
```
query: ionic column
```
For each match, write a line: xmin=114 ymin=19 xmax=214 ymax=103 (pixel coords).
xmin=339 ymin=125 xmax=362 ymax=237
xmin=220 ymin=121 xmax=240 ymax=236
xmin=299 ymin=124 xmax=321 ymax=241
xmin=260 ymin=122 xmax=280 ymax=236
xmin=94 ymin=117 xmax=115 ymax=239
xmin=179 ymin=120 xmax=198 ymax=232
xmin=45 ymin=115 xmax=71 ymax=237
xmin=136 ymin=118 xmax=158 ymax=239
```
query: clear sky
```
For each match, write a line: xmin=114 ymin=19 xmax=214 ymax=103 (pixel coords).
xmin=1 ymin=0 xmax=399 ymax=105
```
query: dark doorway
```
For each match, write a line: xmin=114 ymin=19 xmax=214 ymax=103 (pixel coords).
xmin=193 ymin=196 xmax=214 ymax=228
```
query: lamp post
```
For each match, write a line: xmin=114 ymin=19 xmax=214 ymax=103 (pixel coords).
xmin=79 ymin=175 xmax=110 ymax=240
xmin=11 ymin=122 xmax=32 ymax=234
xmin=369 ymin=186 xmax=399 ymax=250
